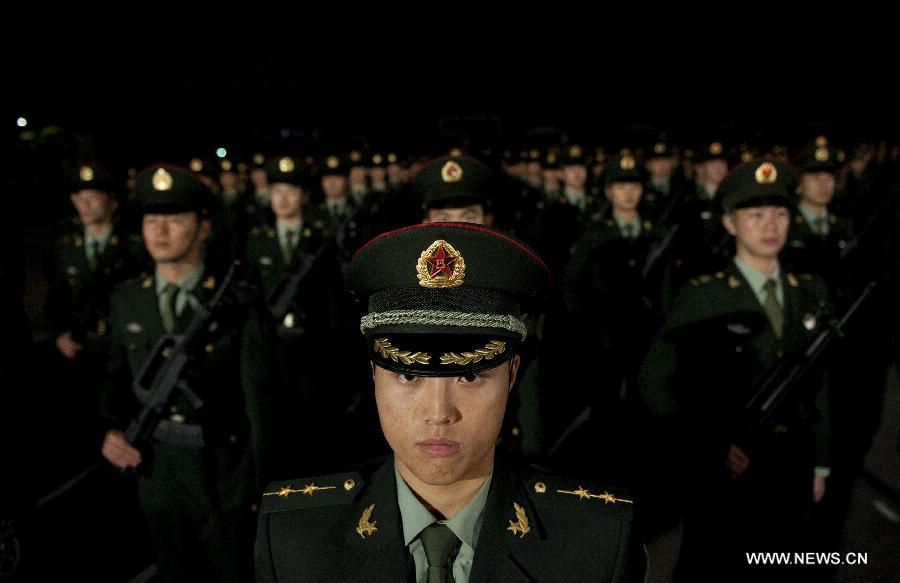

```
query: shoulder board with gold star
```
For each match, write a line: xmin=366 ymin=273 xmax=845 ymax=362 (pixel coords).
xmin=260 ymin=472 xmax=364 ymax=514
xmin=524 ymin=475 xmax=634 ymax=520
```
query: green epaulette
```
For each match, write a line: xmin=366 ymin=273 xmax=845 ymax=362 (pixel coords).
xmin=260 ymin=472 xmax=365 ymax=514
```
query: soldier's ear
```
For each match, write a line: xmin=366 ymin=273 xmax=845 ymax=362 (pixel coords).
xmin=722 ymin=212 xmax=738 ymax=236
xmin=507 ymin=354 xmax=521 ymax=391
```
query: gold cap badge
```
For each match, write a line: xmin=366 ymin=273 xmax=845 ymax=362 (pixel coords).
xmin=189 ymin=158 xmax=203 ymax=172
xmin=79 ymin=166 xmax=94 ymax=182
xmin=372 ymin=153 xmax=383 ymax=165
xmin=417 ymin=239 xmax=466 ymax=289
xmin=387 ymin=153 xmax=398 ymax=164
xmin=815 ymin=147 xmax=829 ymax=162
xmin=326 ymin=155 xmax=339 ymax=169
xmin=710 ymin=142 xmax=723 ymax=155
xmin=350 ymin=150 xmax=362 ymax=163
xmin=620 ymin=155 xmax=636 ymax=170
xmin=755 ymin=162 xmax=778 ymax=184
xmin=253 ymin=153 xmax=265 ymax=165
xmin=654 ymin=142 xmax=666 ymax=154
xmin=152 ymin=168 xmax=173 ymax=191
xmin=221 ymin=160 xmax=233 ymax=171
xmin=449 ymin=147 xmax=463 ymax=157
xmin=279 ymin=157 xmax=295 ymax=173
xmin=816 ymin=135 xmax=828 ymax=147
xmin=440 ymin=160 xmax=463 ymax=183
xmin=569 ymin=144 xmax=582 ymax=158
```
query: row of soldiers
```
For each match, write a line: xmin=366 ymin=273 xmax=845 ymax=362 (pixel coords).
xmin=30 ymin=132 xmax=900 ymax=581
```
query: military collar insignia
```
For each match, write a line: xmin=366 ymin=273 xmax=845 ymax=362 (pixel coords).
xmin=127 ymin=322 xmax=143 ymax=334
xmin=440 ymin=160 xmax=463 ymax=183
xmin=110 ymin=235 xmax=119 ymax=246
xmin=74 ymin=235 xmax=83 ymax=247
xmin=557 ymin=486 xmax=633 ymax=504
xmin=815 ymin=147 xmax=830 ymax=162
xmin=643 ymin=221 xmax=652 ymax=231
xmin=417 ymin=239 xmax=466 ymax=289
xmin=787 ymin=273 xmax=799 ymax=288
xmin=259 ymin=256 xmax=273 ymax=265
xmin=303 ymin=227 xmax=312 ymax=238
xmin=142 ymin=277 xmax=153 ymax=288
xmin=279 ymin=157 xmax=295 ymax=173
xmin=79 ymin=166 xmax=94 ymax=182
xmin=202 ymin=276 xmax=216 ymax=290
xmin=356 ymin=504 xmax=378 ymax=539
xmin=728 ymin=275 xmax=741 ymax=289
xmin=755 ymin=162 xmax=777 ymax=184
xmin=263 ymin=482 xmax=337 ymax=498
xmin=152 ymin=168 xmax=173 ymax=191
xmin=266 ymin=227 xmax=275 ymax=238
xmin=506 ymin=502 xmax=531 ymax=538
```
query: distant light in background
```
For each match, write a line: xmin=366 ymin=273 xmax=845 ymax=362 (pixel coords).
xmin=216 ymin=147 xmax=227 ymax=158
xmin=17 ymin=117 xmax=28 ymax=128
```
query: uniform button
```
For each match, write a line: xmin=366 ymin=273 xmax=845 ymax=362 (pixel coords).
xmin=229 ymin=435 xmax=237 ymax=444
xmin=344 ymin=479 xmax=356 ymax=491
xmin=205 ymin=344 xmax=214 ymax=353
xmin=511 ymin=427 xmax=521 ymax=437
xmin=169 ymin=414 xmax=186 ymax=424
xmin=534 ymin=482 xmax=547 ymax=494
xmin=162 ymin=348 xmax=172 ymax=358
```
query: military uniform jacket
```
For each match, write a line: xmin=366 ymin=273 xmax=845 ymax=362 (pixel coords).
xmin=782 ymin=212 xmax=856 ymax=304
xmin=47 ymin=222 xmax=147 ymax=346
xmin=99 ymin=269 xmax=271 ymax=498
xmin=256 ymin=456 xmax=645 ymax=583
xmin=638 ymin=261 xmax=832 ymax=467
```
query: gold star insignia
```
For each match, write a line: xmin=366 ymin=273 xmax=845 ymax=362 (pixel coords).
xmin=557 ymin=486 xmax=633 ymax=504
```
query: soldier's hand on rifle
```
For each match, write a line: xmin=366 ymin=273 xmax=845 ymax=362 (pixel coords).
xmin=101 ymin=430 xmax=142 ymax=469
xmin=56 ymin=331 xmax=83 ymax=360
xmin=726 ymin=443 xmax=750 ymax=479
xmin=813 ymin=475 xmax=827 ymax=503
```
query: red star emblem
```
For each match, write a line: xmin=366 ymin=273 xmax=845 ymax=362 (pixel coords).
xmin=426 ymin=245 xmax=457 ymax=278
xmin=762 ymin=165 xmax=772 ymax=179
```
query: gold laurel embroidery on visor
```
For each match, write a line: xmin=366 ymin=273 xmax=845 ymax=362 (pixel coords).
xmin=373 ymin=338 xmax=431 ymax=365
xmin=440 ymin=340 xmax=506 ymax=366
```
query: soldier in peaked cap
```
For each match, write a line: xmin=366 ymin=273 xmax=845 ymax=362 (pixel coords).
xmin=417 ymin=156 xmax=494 ymax=226
xmin=638 ymin=160 xmax=832 ymax=580
xmin=99 ymin=164 xmax=271 ymax=583
xmin=255 ymin=223 xmax=646 ymax=582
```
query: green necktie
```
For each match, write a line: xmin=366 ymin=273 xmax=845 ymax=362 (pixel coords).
xmin=160 ymin=283 xmax=179 ymax=333
xmin=282 ymin=230 xmax=297 ymax=265
xmin=763 ymin=278 xmax=783 ymax=338
xmin=419 ymin=523 xmax=461 ymax=583
xmin=814 ymin=216 xmax=827 ymax=236
xmin=87 ymin=240 xmax=101 ymax=270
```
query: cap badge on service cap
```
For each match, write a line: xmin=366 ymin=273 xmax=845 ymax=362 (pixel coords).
xmin=221 ymin=160 xmax=233 ymax=171
xmin=350 ymin=150 xmax=362 ymax=163
xmin=449 ymin=147 xmax=463 ymax=157
xmin=440 ymin=160 xmax=463 ymax=183
xmin=387 ymin=153 xmax=398 ymax=164
xmin=815 ymin=147 xmax=830 ymax=162
xmin=152 ymin=168 xmax=174 ymax=191
xmin=372 ymin=153 xmax=383 ymax=165
xmin=569 ymin=144 xmax=582 ymax=158
xmin=754 ymin=162 xmax=778 ymax=184
xmin=417 ymin=239 xmax=466 ymax=288
xmin=279 ymin=157 xmax=295 ymax=173
xmin=253 ymin=153 xmax=265 ymax=165
xmin=816 ymin=135 xmax=828 ymax=147
xmin=710 ymin=142 xmax=724 ymax=155
xmin=326 ymin=155 xmax=340 ymax=169
xmin=189 ymin=158 xmax=203 ymax=172
xmin=654 ymin=142 xmax=666 ymax=154
xmin=620 ymin=156 xmax=636 ymax=170
xmin=79 ymin=166 xmax=94 ymax=182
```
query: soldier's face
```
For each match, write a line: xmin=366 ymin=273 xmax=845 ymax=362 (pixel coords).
xmin=219 ymin=171 xmax=238 ymax=191
xmin=798 ymin=172 xmax=835 ymax=207
xmin=70 ymin=189 xmax=116 ymax=225
xmin=646 ymin=157 xmax=675 ymax=179
xmin=723 ymin=205 xmax=790 ymax=260
xmin=425 ymin=205 xmax=490 ymax=225
xmin=699 ymin=160 xmax=728 ymax=187
xmin=270 ymin=183 xmax=303 ymax=219
xmin=370 ymin=167 xmax=387 ymax=184
xmin=561 ymin=164 xmax=587 ymax=188
xmin=142 ymin=212 xmax=210 ymax=264
xmin=605 ymin=182 xmax=643 ymax=212
xmin=373 ymin=356 xmax=520 ymax=487
xmin=250 ymin=168 xmax=268 ymax=189
xmin=321 ymin=175 xmax=347 ymax=199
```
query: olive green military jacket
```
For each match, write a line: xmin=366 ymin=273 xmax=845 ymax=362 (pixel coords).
xmin=255 ymin=456 xmax=645 ymax=583
xmin=47 ymin=222 xmax=147 ymax=344
xmin=782 ymin=212 xmax=856 ymax=304
xmin=99 ymin=269 xmax=271 ymax=497
xmin=638 ymin=261 xmax=832 ymax=467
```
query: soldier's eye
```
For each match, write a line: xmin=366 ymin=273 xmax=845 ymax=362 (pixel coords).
xmin=460 ymin=373 xmax=479 ymax=383
xmin=398 ymin=373 xmax=419 ymax=383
